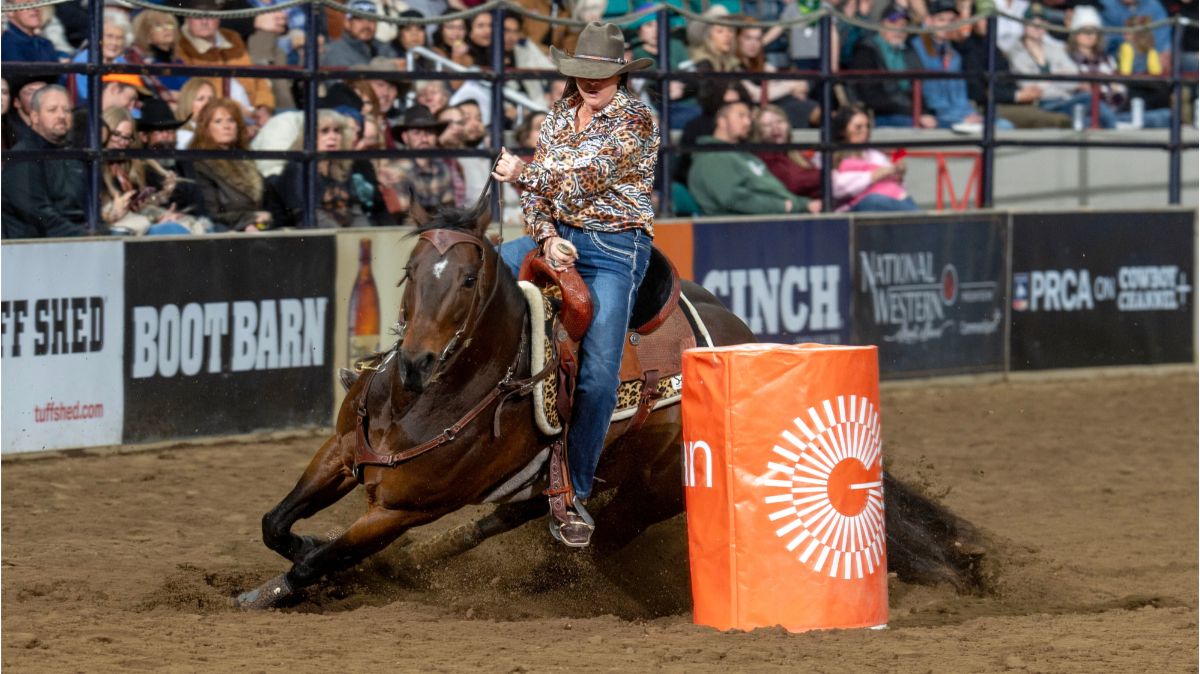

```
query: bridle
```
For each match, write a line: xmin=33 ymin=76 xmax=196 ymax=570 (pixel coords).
xmin=395 ymin=228 xmax=500 ymax=375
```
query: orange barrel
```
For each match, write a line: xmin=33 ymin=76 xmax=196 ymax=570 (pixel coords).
xmin=681 ymin=343 xmax=887 ymax=632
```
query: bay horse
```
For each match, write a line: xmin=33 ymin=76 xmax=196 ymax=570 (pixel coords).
xmin=235 ymin=193 xmax=988 ymax=609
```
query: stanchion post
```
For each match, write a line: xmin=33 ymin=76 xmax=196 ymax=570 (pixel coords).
xmin=657 ymin=6 xmax=673 ymax=217
xmin=491 ymin=4 xmax=505 ymax=221
xmin=981 ymin=14 xmax=997 ymax=208
xmin=1168 ymin=19 xmax=1182 ymax=205
xmin=87 ymin=0 xmax=104 ymax=232
xmin=818 ymin=13 xmax=833 ymax=212
xmin=303 ymin=0 xmax=321 ymax=228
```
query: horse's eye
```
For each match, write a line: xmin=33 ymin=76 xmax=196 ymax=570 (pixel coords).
xmin=463 ymin=276 xmax=477 ymax=289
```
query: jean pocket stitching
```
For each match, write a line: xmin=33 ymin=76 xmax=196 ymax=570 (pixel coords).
xmin=588 ymin=230 xmax=635 ymax=262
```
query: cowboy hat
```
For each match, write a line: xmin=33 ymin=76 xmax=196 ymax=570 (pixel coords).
xmin=390 ymin=104 xmax=449 ymax=140
xmin=137 ymin=98 xmax=189 ymax=131
xmin=686 ymin=5 xmax=729 ymax=50
xmin=549 ymin=22 xmax=653 ymax=80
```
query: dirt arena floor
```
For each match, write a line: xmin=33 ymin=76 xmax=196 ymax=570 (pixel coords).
xmin=3 ymin=369 xmax=1196 ymax=673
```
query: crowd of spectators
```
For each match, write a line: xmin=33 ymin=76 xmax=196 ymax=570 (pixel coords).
xmin=0 ymin=0 xmax=1195 ymax=236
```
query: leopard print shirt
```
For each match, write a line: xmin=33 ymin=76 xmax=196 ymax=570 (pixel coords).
xmin=516 ymin=88 xmax=659 ymax=243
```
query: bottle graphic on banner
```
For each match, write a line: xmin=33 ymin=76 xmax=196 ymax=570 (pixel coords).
xmin=348 ymin=238 xmax=380 ymax=366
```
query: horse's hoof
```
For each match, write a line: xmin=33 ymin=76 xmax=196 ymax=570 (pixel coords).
xmin=233 ymin=573 xmax=293 ymax=610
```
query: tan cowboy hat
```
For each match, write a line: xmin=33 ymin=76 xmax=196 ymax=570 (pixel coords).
xmin=549 ymin=22 xmax=653 ymax=80
xmin=686 ymin=5 xmax=729 ymax=50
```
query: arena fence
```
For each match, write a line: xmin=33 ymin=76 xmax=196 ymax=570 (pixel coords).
xmin=1 ymin=0 xmax=1196 ymax=227
xmin=1 ymin=207 xmax=1192 ymax=454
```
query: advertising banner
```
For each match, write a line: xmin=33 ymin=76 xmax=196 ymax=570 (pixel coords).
xmin=331 ymin=228 xmax=417 ymax=409
xmin=693 ymin=217 xmax=852 ymax=344
xmin=2 ymin=242 xmax=125 ymax=454
xmin=123 ymin=236 xmax=336 ymax=442
xmin=852 ymin=215 xmax=1007 ymax=377
xmin=1010 ymin=210 xmax=1195 ymax=370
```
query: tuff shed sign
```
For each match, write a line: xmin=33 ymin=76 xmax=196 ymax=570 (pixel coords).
xmin=1 ymin=241 xmax=125 ymax=454
xmin=122 ymin=237 xmax=336 ymax=442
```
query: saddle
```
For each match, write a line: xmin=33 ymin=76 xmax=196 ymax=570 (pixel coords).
xmin=518 ymin=246 xmax=696 ymax=529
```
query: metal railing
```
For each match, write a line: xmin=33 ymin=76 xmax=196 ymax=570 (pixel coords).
xmin=1 ymin=0 xmax=1196 ymax=231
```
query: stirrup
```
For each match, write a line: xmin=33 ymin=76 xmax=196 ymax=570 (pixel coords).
xmin=548 ymin=501 xmax=594 ymax=548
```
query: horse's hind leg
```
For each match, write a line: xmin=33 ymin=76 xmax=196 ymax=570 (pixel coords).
xmin=238 ymin=505 xmax=434 ymax=609
xmin=398 ymin=499 xmax=548 ymax=569
xmin=262 ymin=435 xmax=359 ymax=563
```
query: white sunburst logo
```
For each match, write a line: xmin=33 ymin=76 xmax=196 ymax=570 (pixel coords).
xmin=761 ymin=395 xmax=885 ymax=581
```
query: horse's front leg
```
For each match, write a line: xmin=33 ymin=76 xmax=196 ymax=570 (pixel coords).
xmin=237 ymin=504 xmax=437 ymax=609
xmin=262 ymin=434 xmax=359 ymax=563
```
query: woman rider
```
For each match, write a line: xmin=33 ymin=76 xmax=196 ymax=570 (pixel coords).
xmin=492 ymin=22 xmax=658 ymax=548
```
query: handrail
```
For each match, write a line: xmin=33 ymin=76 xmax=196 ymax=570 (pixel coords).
xmin=404 ymin=46 xmax=550 ymax=115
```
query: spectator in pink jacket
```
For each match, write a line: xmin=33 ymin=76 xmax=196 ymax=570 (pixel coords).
xmin=827 ymin=105 xmax=919 ymax=212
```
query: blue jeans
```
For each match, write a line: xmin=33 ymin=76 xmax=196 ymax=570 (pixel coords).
xmin=500 ymin=227 xmax=651 ymax=500
xmin=850 ymin=193 xmax=919 ymax=212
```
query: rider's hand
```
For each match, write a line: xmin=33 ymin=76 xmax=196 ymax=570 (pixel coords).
xmin=491 ymin=147 xmax=526 ymax=183
xmin=541 ymin=236 xmax=578 ymax=269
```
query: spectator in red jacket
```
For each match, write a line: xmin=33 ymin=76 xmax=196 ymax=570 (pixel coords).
xmin=752 ymin=103 xmax=821 ymax=199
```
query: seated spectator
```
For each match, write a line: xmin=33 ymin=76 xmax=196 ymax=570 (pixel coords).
xmin=2 ymin=85 xmax=88 ymax=238
xmin=1118 ymin=16 xmax=1174 ymax=123
xmin=137 ymin=98 xmax=210 ymax=220
xmin=5 ymin=74 xmax=57 ymax=148
xmin=266 ymin=109 xmax=392 ymax=228
xmin=1 ymin=79 xmax=11 ymax=150
xmin=466 ymin=12 xmax=493 ymax=67
xmin=189 ymin=97 xmax=273 ymax=231
xmin=70 ymin=73 xmax=151 ymax=148
xmin=2 ymin=5 xmax=60 ymax=63
xmin=825 ymin=105 xmax=918 ymax=212
xmin=736 ymin=19 xmax=816 ymax=128
xmin=688 ymin=100 xmax=820 ymax=215
xmin=849 ymin=4 xmax=936 ymax=128
xmin=1067 ymin=7 xmax=1161 ymax=127
xmin=324 ymin=0 xmax=401 ymax=68
xmin=356 ymin=57 xmax=406 ymax=127
xmin=99 ymin=106 xmax=204 ymax=235
xmin=1008 ymin=8 xmax=1117 ymax=127
xmin=1163 ymin=0 xmax=1198 ymax=77
xmin=1099 ymin=0 xmax=1171 ymax=54
xmin=956 ymin=4 xmax=1070 ymax=128
xmin=753 ymin=103 xmax=821 ymax=199
xmin=503 ymin=14 xmax=556 ymax=106
xmin=451 ymin=100 xmax=493 ymax=197
xmin=631 ymin=13 xmax=688 ymax=102
xmin=416 ymin=80 xmax=452 ymax=117
xmin=685 ymin=8 xmax=750 ymax=116
xmin=125 ymin=10 xmax=188 ymax=104
xmin=393 ymin=9 xmax=431 ymax=65
xmin=177 ymin=0 xmax=276 ymax=127
xmin=175 ymin=78 xmax=216 ymax=149
xmin=913 ymin=0 xmax=1013 ymax=128
xmin=380 ymin=104 xmax=457 ymax=216
xmin=247 ymin=8 xmax=297 ymax=111
xmin=779 ymin=0 xmax=824 ymax=71
xmin=70 ymin=9 xmax=131 ymax=102
xmin=430 ymin=12 xmax=476 ymax=70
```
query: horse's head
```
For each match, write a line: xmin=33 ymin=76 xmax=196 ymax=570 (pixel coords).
xmin=396 ymin=190 xmax=495 ymax=392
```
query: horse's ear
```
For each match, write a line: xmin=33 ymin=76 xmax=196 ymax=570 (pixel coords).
xmin=408 ymin=187 xmax=431 ymax=227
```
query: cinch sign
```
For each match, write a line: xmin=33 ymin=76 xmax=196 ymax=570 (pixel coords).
xmin=681 ymin=343 xmax=887 ymax=632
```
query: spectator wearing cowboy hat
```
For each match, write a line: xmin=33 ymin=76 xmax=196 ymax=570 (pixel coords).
xmin=5 ymin=73 xmax=59 ymax=148
xmin=379 ymin=104 xmax=457 ymax=215
xmin=137 ymin=98 xmax=211 ymax=220
xmin=175 ymin=0 xmax=276 ymax=127
xmin=490 ymin=21 xmax=660 ymax=548
xmin=323 ymin=0 xmax=403 ymax=68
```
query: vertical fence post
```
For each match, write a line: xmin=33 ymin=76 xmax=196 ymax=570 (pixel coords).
xmin=657 ymin=6 xmax=673 ymax=217
xmin=303 ymin=0 xmax=321 ymax=228
xmin=1168 ymin=19 xmax=1183 ymax=205
xmin=490 ymin=4 xmax=505 ymax=220
xmin=980 ymin=13 xmax=997 ymax=208
xmin=87 ymin=0 xmax=104 ymax=232
xmin=818 ymin=12 xmax=833 ymax=212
